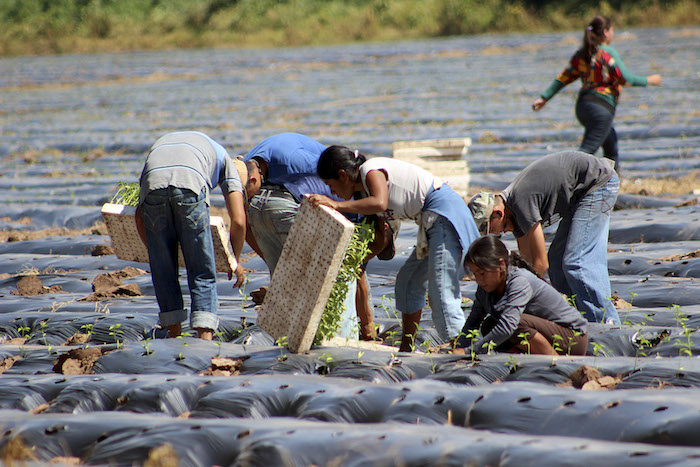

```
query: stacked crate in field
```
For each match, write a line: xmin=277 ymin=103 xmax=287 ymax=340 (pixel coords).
xmin=392 ymin=137 xmax=471 ymax=197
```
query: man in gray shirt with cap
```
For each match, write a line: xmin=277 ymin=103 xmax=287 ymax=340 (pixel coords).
xmin=468 ymin=151 xmax=620 ymax=324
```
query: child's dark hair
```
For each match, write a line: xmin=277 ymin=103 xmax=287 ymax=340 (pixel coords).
xmin=317 ymin=145 xmax=367 ymax=181
xmin=580 ymin=15 xmax=612 ymax=63
xmin=465 ymin=235 xmax=542 ymax=279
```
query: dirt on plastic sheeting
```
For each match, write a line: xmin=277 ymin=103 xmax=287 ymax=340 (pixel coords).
xmin=79 ymin=266 xmax=146 ymax=302
xmin=10 ymin=275 xmax=64 ymax=296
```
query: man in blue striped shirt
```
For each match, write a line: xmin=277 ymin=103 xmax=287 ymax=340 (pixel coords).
xmin=136 ymin=131 xmax=262 ymax=339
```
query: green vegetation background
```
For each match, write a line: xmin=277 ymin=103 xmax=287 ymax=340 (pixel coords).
xmin=1 ymin=0 xmax=698 ymax=56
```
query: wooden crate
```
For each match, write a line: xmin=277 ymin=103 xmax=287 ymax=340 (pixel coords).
xmin=392 ymin=137 xmax=471 ymax=196
xmin=100 ymin=203 xmax=237 ymax=275
xmin=393 ymin=137 xmax=471 ymax=160
xmin=256 ymin=198 xmax=355 ymax=353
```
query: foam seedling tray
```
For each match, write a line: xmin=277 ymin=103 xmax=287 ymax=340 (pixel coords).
xmin=257 ymin=198 xmax=355 ymax=353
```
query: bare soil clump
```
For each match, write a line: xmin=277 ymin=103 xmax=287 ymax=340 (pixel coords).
xmin=80 ymin=267 xmax=147 ymax=302
xmin=11 ymin=275 xmax=64 ymax=296
xmin=567 ymin=365 xmax=622 ymax=390
xmin=53 ymin=347 xmax=111 ymax=375
xmin=199 ymin=356 xmax=248 ymax=376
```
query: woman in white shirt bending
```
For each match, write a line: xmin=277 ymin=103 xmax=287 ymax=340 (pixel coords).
xmin=309 ymin=145 xmax=479 ymax=352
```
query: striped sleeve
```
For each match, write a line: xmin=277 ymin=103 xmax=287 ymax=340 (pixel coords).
xmin=600 ymin=46 xmax=648 ymax=87
xmin=541 ymin=54 xmax=585 ymax=100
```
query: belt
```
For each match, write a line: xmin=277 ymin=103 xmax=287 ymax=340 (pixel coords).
xmin=578 ymin=92 xmax=616 ymax=114
xmin=253 ymin=184 xmax=298 ymax=205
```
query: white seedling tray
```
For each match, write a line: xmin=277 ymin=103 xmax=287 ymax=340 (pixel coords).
xmin=257 ymin=198 xmax=355 ymax=353
xmin=101 ymin=203 xmax=237 ymax=274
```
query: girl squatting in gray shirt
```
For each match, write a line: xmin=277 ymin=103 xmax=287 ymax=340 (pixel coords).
xmin=456 ymin=235 xmax=588 ymax=356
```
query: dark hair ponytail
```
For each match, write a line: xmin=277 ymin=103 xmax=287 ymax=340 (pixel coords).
xmin=465 ymin=235 xmax=542 ymax=279
xmin=317 ymin=145 xmax=367 ymax=181
xmin=580 ymin=15 xmax=612 ymax=63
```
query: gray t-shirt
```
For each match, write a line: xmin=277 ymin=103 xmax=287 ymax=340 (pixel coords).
xmin=501 ymin=151 xmax=615 ymax=238
xmin=139 ymin=131 xmax=243 ymax=206
xmin=464 ymin=266 xmax=588 ymax=349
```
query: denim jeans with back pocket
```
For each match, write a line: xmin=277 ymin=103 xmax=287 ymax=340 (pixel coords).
xmin=142 ymin=187 xmax=219 ymax=331
xmin=548 ymin=174 xmax=620 ymax=324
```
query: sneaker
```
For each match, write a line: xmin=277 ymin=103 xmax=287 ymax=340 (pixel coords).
xmin=630 ymin=331 xmax=639 ymax=348
xmin=147 ymin=325 xmax=169 ymax=339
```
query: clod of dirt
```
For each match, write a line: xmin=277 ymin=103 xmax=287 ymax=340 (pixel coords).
xmin=251 ymin=286 xmax=268 ymax=304
xmin=675 ymin=198 xmax=698 ymax=207
xmin=569 ymin=365 xmax=621 ymax=390
xmin=65 ymin=333 xmax=90 ymax=346
xmin=0 ymin=436 xmax=38 ymax=464
xmin=2 ymin=337 xmax=26 ymax=345
xmin=11 ymin=275 xmax=64 ymax=296
xmin=92 ymin=273 xmax=123 ymax=291
xmin=53 ymin=347 xmax=109 ymax=375
xmin=659 ymin=249 xmax=700 ymax=262
xmin=611 ymin=295 xmax=632 ymax=309
xmin=81 ymin=283 xmax=142 ymax=302
xmin=79 ymin=268 xmax=145 ymax=301
xmin=144 ymin=443 xmax=179 ymax=467
xmin=112 ymin=266 xmax=147 ymax=279
xmin=570 ymin=365 xmax=602 ymax=387
xmin=90 ymin=267 xmax=146 ymax=288
xmin=581 ymin=375 xmax=622 ymax=390
xmin=92 ymin=244 xmax=115 ymax=256
xmin=0 ymin=356 xmax=21 ymax=374
xmin=199 ymin=356 xmax=248 ymax=376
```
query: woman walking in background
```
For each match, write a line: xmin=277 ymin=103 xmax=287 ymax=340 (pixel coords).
xmin=532 ymin=15 xmax=662 ymax=173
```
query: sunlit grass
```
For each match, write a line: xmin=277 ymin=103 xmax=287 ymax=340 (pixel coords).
xmin=0 ymin=0 xmax=697 ymax=56
xmin=621 ymin=171 xmax=700 ymax=196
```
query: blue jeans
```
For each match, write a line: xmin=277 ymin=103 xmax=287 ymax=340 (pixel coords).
xmin=247 ymin=186 xmax=298 ymax=274
xmin=395 ymin=216 xmax=465 ymax=341
xmin=576 ymin=96 xmax=619 ymax=170
xmin=141 ymin=187 xmax=219 ymax=331
xmin=548 ymin=174 xmax=620 ymax=324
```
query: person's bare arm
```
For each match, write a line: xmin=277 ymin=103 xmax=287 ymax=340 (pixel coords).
xmin=517 ymin=222 xmax=548 ymax=277
xmin=224 ymin=190 xmax=247 ymax=287
xmin=135 ymin=206 xmax=147 ymax=246
xmin=308 ymin=170 xmax=389 ymax=215
xmin=368 ymin=217 xmax=390 ymax=256
xmin=355 ymin=271 xmax=377 ymax=340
